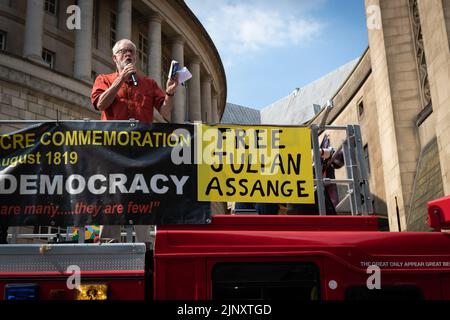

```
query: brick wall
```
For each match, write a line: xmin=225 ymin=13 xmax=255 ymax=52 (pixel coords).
xmin=408 ymin=138 xmax=444 ymax=231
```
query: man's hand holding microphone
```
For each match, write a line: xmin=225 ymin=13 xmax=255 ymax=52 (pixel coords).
xmin=119 ymin=61 xmax=138 ymax=86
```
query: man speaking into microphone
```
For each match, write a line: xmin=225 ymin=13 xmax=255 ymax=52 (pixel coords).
xmin=90 ymin=39 xmax=179 ymax=243
xmin=91 ymin=39 xmax=178 ymax=123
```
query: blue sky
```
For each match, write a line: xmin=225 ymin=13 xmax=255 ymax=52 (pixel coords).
xmin=185 ymin=0 xmax=368 ymax=110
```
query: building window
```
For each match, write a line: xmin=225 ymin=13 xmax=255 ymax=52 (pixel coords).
xmin=42 ymin=48 xmax=55 ymax=69
xmin=313 ymin=104 xmax=321 ymax=115
xmin=409 ymin=0 xmax=431 ymax=110
xmin=92 ymin=0 xmax=100 ymax=49
xmin=363 ymin=143 xmax=371 ymax=175
xmin=0 ymin=31 xmax=6 ymax=51
xmin=138 ymin=33 xmax=148 ymax=73
xmin=91 ymin=70 xmax=98 ymax=81
xmin=44 ymin=0 xmax=57 ymax=15
xmin=357 ymin=98 xmax=364 ymax=117
xmin=110 ymin=11 xmax=117 ymax=49
xmin=212 ymin=262 xmax=320 ymax=300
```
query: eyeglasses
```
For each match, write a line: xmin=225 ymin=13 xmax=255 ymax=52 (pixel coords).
xmin=115 ymin=48 xmax=135 ymax=55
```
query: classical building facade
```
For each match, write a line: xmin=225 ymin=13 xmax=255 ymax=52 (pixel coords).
xmin=308 ymin=0 xmax=449 ymax=231
xmin=0 ymin=0 xmax=226 ymax=135
xmin=0 ymin=0 xmax=227 ymax=241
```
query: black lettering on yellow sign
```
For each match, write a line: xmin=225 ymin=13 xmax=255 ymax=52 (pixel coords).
xmin=209 ymin=153 xmax=302 ymax=175
xmin=206 ymin=177 xmax=309 ymax=198
xmin=215 ymin=128 xmax=286 ymax=151
xmin=198 ymin=125 xmax=314 ymax=204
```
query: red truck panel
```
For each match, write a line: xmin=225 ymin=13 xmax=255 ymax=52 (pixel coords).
xmin=154 ymin=215 xmax=450 ymax=300
xmin=428 ymin=195 xmax=450 ymax=230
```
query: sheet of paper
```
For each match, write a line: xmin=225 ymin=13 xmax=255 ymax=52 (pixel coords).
xmin=176 ymin=67 xmax=192 ymax=84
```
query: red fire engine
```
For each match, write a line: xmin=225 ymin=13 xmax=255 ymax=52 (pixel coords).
xmin=0 ymin=196 xmax=449 ymax=300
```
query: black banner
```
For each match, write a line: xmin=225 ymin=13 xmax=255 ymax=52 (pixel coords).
xmin=0 ymin=122 xmax=210 ymax=226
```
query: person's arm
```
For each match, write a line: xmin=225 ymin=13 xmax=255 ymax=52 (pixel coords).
xmin=159 ymin=93 xmax=174 ymax=121
xmin=96 ymin=64 xmax=136 ymax=111
xmin=320 ymin=147 xmax=334 ymax=159
xmin=96 ymin=77 xmax=124 ymax=111
xmin=158 ymin=75 xmax=179 ymax=122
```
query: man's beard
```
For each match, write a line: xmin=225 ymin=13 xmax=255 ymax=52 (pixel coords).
xmin=119 ymin=58 xmax=133 ymax=70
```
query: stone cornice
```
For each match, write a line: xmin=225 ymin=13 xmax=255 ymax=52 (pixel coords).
xmin=0 ymin=8 xmax=25 ymax=25
xmin=309 ymin=47 xmax=372 ymax=125
xmin=328 ymin=49 xmax=372 ymax=123
xmin=171 ymin=34 xmax=185 ymax=46
xmin=44 ymin=29 xmax=74 ymax=48
xmin=188 ymin=55 xmax=201 ymax=65
xmin=201 ymin=74 xmax=212 ymax=83
xmin=92 ymin=50 xmax=116 ymax=71
xmin=149 ymin=12 xmax=163 ymax=23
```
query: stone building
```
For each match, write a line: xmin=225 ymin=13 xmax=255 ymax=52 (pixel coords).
xmin=243 ymin=0 xmax=450 ymax=231
xmin=260 ymin=0 xmax=449 ymax=232
xmin=319 ymin=0 xmax=449 ymax=232
xmin=0 ymin=0 xmax=226 ymax=134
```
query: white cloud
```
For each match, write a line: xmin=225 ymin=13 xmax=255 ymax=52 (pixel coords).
xmin=186 ymin=0 xmax=325 ymax=54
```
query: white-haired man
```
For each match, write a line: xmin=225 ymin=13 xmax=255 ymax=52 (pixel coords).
xmin=92 ymin=38 xmax=178 ymax=122
xmin=91 ymin=39 xmax=178 ymax=243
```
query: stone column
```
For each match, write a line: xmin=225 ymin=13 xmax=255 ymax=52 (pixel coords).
xmin=116 ymin=0 xmax=132 ymax=40
xmin=147 ymin=14 xmax=163 ymax=86
xmin=74 ymin=0 xmax=93 ymax=82
xmin=171 ymin=35 xmax=185 ymax=123
xmin=23 ymin=0 xmax=45 ymax=64
xmin=365 ymin=0 xmax=422 ymax=231
xmin=187 ymin=56 xmax=201 ymax=121
xmin=211 ymin=94 xmax=219 ymax=123
xmin=201 ymin=75 xmax=212 ymax=123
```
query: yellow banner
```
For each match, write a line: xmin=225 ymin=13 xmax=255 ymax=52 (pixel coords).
xmin=197 ymin=125 xmax=314 ymax=204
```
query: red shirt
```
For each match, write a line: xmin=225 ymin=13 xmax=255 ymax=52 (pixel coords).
xmin=91 ymin=72 xmax=166 ymax=124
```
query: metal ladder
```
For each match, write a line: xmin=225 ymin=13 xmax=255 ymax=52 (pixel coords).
xmin=310 ymin=101 xmax=373 ymax=216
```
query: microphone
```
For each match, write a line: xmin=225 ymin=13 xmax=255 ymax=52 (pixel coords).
xmin=126 ymin=61 xmax=138 ymax=86
xmin=131 ymin=73 xmax=138 ymax=87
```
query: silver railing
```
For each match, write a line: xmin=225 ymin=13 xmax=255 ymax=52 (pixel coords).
xmin=6 ymin=227 xmax=156 ymax=244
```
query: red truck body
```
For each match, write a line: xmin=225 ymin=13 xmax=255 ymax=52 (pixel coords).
xmin=0 ymin=195 xmax=449 ymax=300
xmin=155 ymin=214 xmax=450 ymax=300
